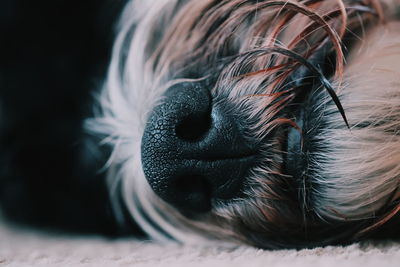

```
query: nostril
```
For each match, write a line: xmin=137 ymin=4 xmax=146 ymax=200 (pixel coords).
xmin=175 ymin=114 xmax=212 ymax=142
xmin=173 ymin=174 xmax=212 ymax=212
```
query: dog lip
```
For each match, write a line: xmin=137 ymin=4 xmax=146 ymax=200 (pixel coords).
xmin=180 ymin=153 xmax=257 ymax=200
xmin=211 ymin=154 xmax=257 ymax=198
xmin=284 ymin=94 xmax=310 ymax=180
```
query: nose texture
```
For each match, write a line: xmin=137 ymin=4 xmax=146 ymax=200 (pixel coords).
xmin=141 ymin=82 xmax=256 ymax=212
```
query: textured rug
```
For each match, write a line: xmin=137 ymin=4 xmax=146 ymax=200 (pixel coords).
xmin=1 ymin=219 xmax=399 ymax=267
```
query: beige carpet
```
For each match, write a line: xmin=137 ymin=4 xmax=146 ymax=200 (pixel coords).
xmin=1 ymin=218 xmax=399 ymax=267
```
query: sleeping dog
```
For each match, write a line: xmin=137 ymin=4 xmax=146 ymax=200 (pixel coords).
xmin=0 ymin=0 xmax=399 ymax=249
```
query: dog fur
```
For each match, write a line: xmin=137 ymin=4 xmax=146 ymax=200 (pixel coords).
xmin=1 ymin=0 xmax=399 ymax=249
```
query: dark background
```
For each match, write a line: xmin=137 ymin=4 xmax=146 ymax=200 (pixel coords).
xmin=0 ymin=0 xmax=140 ymax=236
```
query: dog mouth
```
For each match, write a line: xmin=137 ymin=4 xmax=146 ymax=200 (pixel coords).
xmin=284 ymin=96 xmax=309 ymax=181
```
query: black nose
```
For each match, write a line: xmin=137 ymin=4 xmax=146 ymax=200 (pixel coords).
xmin=141 ymin=82 xmax=256 ymax=212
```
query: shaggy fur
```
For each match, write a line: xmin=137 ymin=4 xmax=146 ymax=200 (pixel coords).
xmin=1 ymin=0 xmax=399 ymax=249
xmin=86 ymin=0 xmax=400 ymax=248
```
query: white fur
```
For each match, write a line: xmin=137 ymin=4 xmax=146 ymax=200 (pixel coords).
xmin=313 ymin=22 xmax=400 ymax=220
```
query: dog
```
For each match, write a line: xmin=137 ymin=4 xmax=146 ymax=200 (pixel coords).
xmin=0 ymin=0 xmax=399 ymax=249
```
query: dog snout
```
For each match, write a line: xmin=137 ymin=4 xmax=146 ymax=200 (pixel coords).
xmin=141 ymin=82 xmax=256 ymax=212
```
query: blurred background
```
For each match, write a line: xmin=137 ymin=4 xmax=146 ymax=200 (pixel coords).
xmin=0 ymin=0 xmax=131 ymax=235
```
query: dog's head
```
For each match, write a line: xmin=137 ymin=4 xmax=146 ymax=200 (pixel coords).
xmin=87 ymin=0 xmax=400 ymax=248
